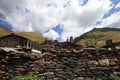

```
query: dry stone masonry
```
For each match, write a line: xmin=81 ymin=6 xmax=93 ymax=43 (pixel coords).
xmin=0 ymin=41 xmax=120 ymax=80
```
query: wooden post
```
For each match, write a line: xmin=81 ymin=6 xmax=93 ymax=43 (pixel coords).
xmin=27 ymin=41 xmax=29 ymax=48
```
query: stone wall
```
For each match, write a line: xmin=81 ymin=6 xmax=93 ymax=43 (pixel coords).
xmin=0 ymin=43 xmax=120 ymax=80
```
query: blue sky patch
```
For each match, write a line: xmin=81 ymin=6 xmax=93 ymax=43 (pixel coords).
xmin=79 ymin=0 xmax=88 ymax=6
xmin=44 ymin=24 xmax=63 ymax=41
xmin=0 ymin=13 xmax=5 ymax=20
xmin=0 ymin=13 xmax=13 ymax=30
xmin=103 ymin=1 xmax=120 ymax=19
xmin=111 ymin=0 xmax=120 ymax=5
xmin=0 ymin=20 xmax=13 ymax=30
xmin=52 ymin=24 xmax=63 ymax=36
xmin=52 ymin=24 xmax=63 ymax=41
xmin=95 ymin=21 xmax=102 ymax=26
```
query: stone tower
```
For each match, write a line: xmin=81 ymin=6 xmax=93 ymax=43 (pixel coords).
xmin=70 ymin=36 xmax=74 ymax=43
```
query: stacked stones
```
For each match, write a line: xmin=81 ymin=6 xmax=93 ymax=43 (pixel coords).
xmin=42 ymin=48 xmax=120 ymax=80
xmin=0 ymin=50 xmax=44 ymax=79
xmin=0 ymin=41 xmax=120 ymax=80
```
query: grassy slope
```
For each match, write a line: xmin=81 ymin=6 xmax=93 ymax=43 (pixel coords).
xmin=0 ymin=25 xmax=12 ymax=36
xmin=74 ymin=28 xmax=120 ymax=47
xmin=15 ymin=32 xmax=45 ymax=43
xmin=0 ymin=25 xmax=45 ymax=44
xmin=0 ymin=25 xmax=12 ymax=32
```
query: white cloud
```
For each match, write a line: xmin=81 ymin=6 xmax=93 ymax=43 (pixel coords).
xmin=115 ymin=2 xmax=120 ymax=8
xmin=43 ymin=29 xmax=60 ymax=40
xmin=60 ymin=0 xmax=113 ymax=41
xmin=0 ymin=0 xmax=118 ymax=41
xmin=97 ymin=12 xmax=120 ymax=28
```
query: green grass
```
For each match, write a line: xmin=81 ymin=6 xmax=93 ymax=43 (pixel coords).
xmin=12 ymin=75 xmax=44 ymax=80
xmin=74 ymin=28 xmax=120 ymax=47
xmin=109 ymin=74 xmax=120 ymax=80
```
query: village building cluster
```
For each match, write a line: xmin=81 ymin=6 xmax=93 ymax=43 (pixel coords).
xmin=0 ymin=33 xmax=120 ymax=80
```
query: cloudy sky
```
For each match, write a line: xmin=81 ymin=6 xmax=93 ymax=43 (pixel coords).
xmin=0 ymin=0 xmax=120 ymax=41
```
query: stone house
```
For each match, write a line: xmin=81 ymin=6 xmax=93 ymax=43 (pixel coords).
xmin=0 ymin=33 xmax=43 ymax=50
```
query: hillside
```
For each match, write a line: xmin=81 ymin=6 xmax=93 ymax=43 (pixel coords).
xmin=0 ymin=25 xmax=45 ymax=44
xmin=74 ymin=27 xmax=120 ymax=47
xmin=15 ymin=32 xmax=45 ymax=43
xmin=0 ymin=25 xmax=12 ymax=32
xmin=0 ymin=25 xmax=12 ymax=37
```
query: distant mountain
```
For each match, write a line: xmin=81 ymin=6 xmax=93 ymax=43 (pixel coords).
xmin=0 ymin=25 xmax=45 ymax=44
xmin=74 ymin=27 xmax=120 ymax=47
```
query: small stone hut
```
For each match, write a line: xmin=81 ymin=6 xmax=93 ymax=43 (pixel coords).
xmin=0 ymin=33 xmax=44 ymax=50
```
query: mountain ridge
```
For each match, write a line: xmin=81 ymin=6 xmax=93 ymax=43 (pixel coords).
xmin=74 ymin=27 xmax=120 ymax=47
xmin=89 ymin=27 xmax=120 ymax=32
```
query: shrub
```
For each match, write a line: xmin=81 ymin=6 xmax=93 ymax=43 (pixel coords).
xmin=96 ymin=77 xmax=102 ymax=80
xmin=109 ymin=74 xmax=120 ymax=80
